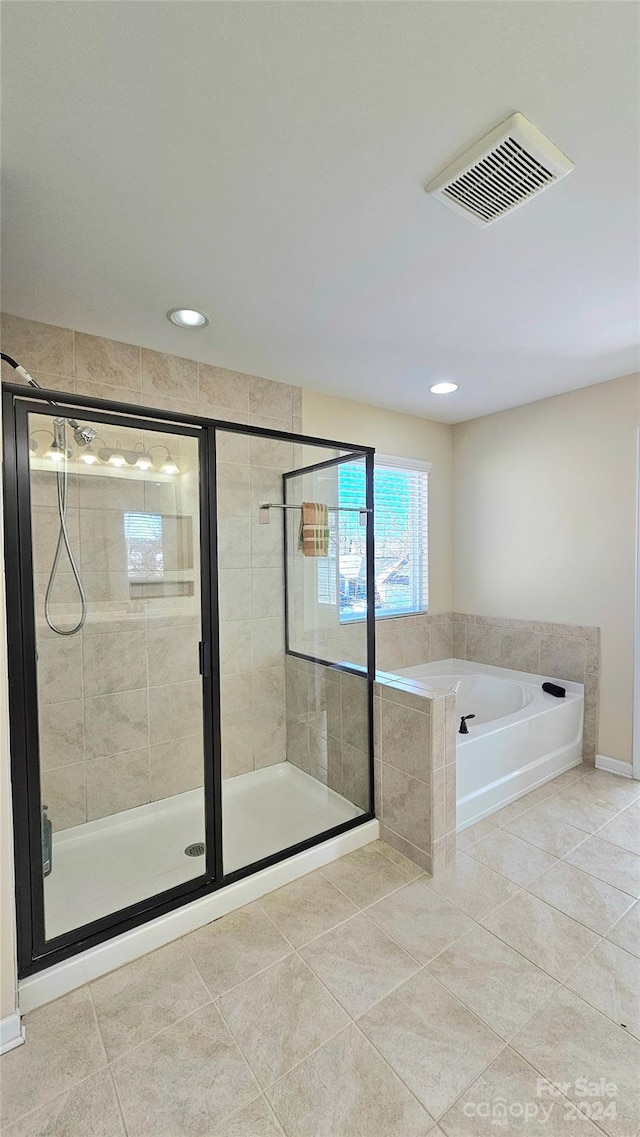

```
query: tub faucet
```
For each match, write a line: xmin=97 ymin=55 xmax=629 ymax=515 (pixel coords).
xmin=459 ymin=714 xmax=476 ymax=735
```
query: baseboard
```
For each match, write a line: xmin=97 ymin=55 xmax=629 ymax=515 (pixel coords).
xmin=19 ymin=818 xmax=379 ymax=1015
xmin=0 ymin=1011 xmax=25 ymax=1054
xmin=596 ymin=754 xmax=634 ymax=778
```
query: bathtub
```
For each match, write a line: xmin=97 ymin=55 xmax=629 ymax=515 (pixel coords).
xmin=393 ymin=658 xmax=584 ymax=830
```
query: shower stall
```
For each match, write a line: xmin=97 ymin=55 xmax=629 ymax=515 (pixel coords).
xmin=2 ymin=383 xmax=375 ymax=977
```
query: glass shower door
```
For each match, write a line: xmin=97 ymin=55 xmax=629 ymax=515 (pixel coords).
xmin=23 ymin=406 xmax=213 ymax=943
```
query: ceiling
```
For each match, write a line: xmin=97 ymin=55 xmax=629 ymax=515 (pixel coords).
xmin=1 ymin=1 xmax=638 ymax=424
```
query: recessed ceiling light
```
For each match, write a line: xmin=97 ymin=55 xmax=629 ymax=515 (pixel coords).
xmin=167 ymin=307 xmax=209 ymax=329
xmin=430 ymin=381 xmax=459 ymax=395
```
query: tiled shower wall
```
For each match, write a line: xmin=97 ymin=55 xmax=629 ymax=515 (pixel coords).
xmin=1 ymin=312 xmax=303 ymax=826
xmin=33 ymin=431 xmax=203 ymax=832
xmin=284 ymin=655 xmax=369 ymax=810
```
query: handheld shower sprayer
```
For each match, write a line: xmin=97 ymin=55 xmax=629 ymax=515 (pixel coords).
xmin=2 ymin=352 xmax=88 ymax=635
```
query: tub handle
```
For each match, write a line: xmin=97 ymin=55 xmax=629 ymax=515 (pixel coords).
xmin=459 ymin=714 xmax=476 ymax=735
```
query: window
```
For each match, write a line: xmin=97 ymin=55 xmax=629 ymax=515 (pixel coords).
xmin=325 ymin=455 xmax=430 ymax=621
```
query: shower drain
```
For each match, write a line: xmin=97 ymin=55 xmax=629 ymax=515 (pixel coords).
xmin=184 ymin=842 xmax=205 ymax=857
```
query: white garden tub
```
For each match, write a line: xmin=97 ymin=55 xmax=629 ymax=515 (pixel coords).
xmin=394 ymin=658 xmax=584 ymax=830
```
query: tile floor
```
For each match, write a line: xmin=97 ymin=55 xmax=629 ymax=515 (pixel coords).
xmin=2 ymin=765 xmax=639 ymax=1136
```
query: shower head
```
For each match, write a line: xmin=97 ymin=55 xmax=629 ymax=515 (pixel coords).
xmin=74 ymin=425 xmax=97 ymax=446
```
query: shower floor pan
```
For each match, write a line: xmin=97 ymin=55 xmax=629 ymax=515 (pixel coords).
xmin=43 ymin=763 xmax=363 ymax=939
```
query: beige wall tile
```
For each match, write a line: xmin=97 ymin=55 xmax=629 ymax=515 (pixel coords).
xmin=381 ymin=698 xmax=430 ymax=781
xmin=1 ymin=312 xmax=74 ymax=376
xmin=539 ymin=633 xmax=587 ymax=683
xmin=221 ymin=670 xmax=253 ymax=726
xmin=218 ymin=515 xmax=252 ymax=568
xmin=82 ymin=630 xmax=147 ymax=697
xmin=38 ymin=699 xmax=85 ymax=769
xmin=84 ymin=689 xmax=149 ymax=760
xmin=499 ymin=628 xmax=540 ymax=672
xmin=465 ymin=624 xmax=502 ymax=665
xmin=253 ymin=667 xmax=285 ymax=719
xmin=253 ymin=716 xmax=286 ymax=768
xmin=216 ymin=461 xmax=251 ymax=519
xmin=149 ymin=679 xmax=202 ymax=745
xmin=219 ymin=568 xmax=252 ymax=621
xmin=147 ymin=624 xmax=199 ymax=687
xmin=222 ymin=722 xmax=254 ymax=779
xmin=75 ymin=332 xmax=140 ymax=391
xmin=382 ymin=764 xmax=431 ymax=853
xmin=199 ymin=364 xmax=249 ymax=412
xmin=286 ymin=718 xmax=310 ymax=770
xmin=86 ymin=749 xmax=150 ymax=820
xmin=219 ymin=619 xmax=252 ymax=674
xmin=248 ymin=376 xmax=293 ymax=421
xmin=37 ymin=638 xmax=82 ymax=705
xmin=150 ymin=734 xmax=204 ymax=800
xmin=251 ymin=567 xmax=284 ymax=619
xmin=42 ymin=764 xmax=87 ymax=831
xmin=141 ymin=349 xmax=198 ymax=403
xmin=252 ymin=618 xmax=284 ymax=671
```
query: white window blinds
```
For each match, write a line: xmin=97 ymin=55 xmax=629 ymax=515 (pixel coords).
xmin=329 ymin=455 xmax=430 ymax=621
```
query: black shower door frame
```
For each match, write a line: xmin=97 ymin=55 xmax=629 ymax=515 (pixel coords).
xmin=2 ymin=383 xmax=375 ymax=978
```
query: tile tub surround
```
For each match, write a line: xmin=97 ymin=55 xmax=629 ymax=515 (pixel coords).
xmin=378 ymin=611 xmax=600 ymax=765
xmin=373 ymin=675 xmax=456 ymax=873
xmin=4 ymin=768 xmax=640 ymax=1136
xmin=452 ymin=614 xmax=600 ymax=765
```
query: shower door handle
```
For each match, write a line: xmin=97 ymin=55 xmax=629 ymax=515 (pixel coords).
xmin=199 ymin=641 xmax=211 ymax=677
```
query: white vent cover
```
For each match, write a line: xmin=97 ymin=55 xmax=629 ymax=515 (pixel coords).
xmin=425 ymin=113 xmax=574 ymax=226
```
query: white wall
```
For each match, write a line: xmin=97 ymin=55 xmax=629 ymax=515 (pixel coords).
xmin=453 ymin=373 xmax=640 ymax=766
xmin=302 ymin=390 xmax=454 ymax=614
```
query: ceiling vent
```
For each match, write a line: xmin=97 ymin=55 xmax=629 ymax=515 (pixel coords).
xmin=425 ymin=113 xmax=574 ymax=226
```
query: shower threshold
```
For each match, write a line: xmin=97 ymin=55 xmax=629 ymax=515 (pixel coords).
xmin=43 ymin=763 xmax=363 ymax=939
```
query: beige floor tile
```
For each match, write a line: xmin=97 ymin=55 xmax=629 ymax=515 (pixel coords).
xmin=300 ymin=912 xmax=420 ymax=1017
xmin=481 ymin=891 xmax=600 ymax=981
xmin=214 ymin=1096 xmax=285 ymax=1136
xmin=259 ymin=871 xmax=358 ymax=947
xmin=359 ymin=971 xmax=504 ymax=1118
xmin=490 ymin=783 xmax=563 ymax=827
xmin=551 ymin=765 xmax=592 ymax=788
xmin=321 ymin=841 xmax=422 ymax=907
xmin=267 ymin=1024 xmax=434 ymax=1136
xmin=512 ymin=987 xmax=640 ymax=1137
xmin=218 ymin=954 xmax=349 ymax=1088
xmin=183 ymin=903 xmax=292 ymax=997
xmin=606 ymin=901 xmax=640 ymax=958
xmin=4 ymin=1071 xmax=124 ymax=1137
xmin=540 ymin=783 xmax=619 ymax=833
xmin=425 ymin=854 xmax=518 ymax=921
xmin=526 ymin=861 xmax=634 ymax=936
xmin=0 ymin=988 xmax=106 ymax=1127
xmin=596 ymin=801 xmax=640 ymax=856
xmin=504 ymin=803 xmax=588 ymax=857
xmin=456 ymin=817 xmax=498 ymax=852
xmin=565 ymin=940 xmax=640 ymax=1039
xmin=440 ymin=1045 xmax=604 ymax=1135
xmin=111 ymin=1003 xmax=259 ymax=1137
xmin=428 ymin=926 xmax=559 ymax=1041
xmin=90 ymin=940 xmax=210 ymax=1059
xmin=466 ymin=829 xmax=557 ymax=886
xmin=367 ymin=878 xmax=475 ymax=964
xmin=578 ymin=770 xmax=640 ymax=812
xmin=565 ymin=836 xmax=640 ymax=897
